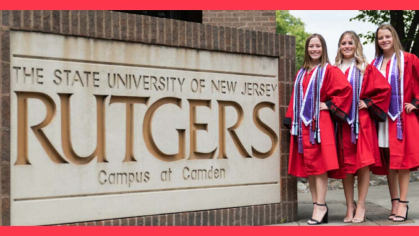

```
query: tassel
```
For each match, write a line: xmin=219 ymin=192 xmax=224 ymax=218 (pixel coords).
xmin=309 ymin=124 xmax=315 ymax=144
xmin=355 ymin=121 xmax=359 ymax=140
xmin=298 ymin=135 xmax=303 ymax=153
xmin=291 ymin=123 xmax=298 ymax=136
xmin=397 ymin=118 xmax=403 ymax=140
xmin=351 ymin=123 xmax=356 ymax=144
xmin=316 ymin=129 xmax=321 ymax=143
xmin=355 ymin=121 xmax=359 ymax=135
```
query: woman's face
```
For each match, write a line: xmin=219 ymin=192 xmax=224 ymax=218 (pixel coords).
xmin=340 ymin=34 xmax=356 ymax=59
xmin=308 ymin=37 xmax=322 ymax=63
xmin=377 ymin=29 xmax=394 ymax=52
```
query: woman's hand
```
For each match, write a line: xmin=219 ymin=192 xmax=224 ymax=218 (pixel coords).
xmin=405 ymin=103 xmax=418 ymax=114
xmin=320 ymin=102 xmax=329 ymax=110
xmin=359 ymin=100 xmax=368 ymax=110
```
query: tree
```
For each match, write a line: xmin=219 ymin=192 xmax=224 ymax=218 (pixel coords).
xmin=276 ymin=11 xmax=311 ymax=70
xmin=350 ymin=10 xmax=419 ymax=56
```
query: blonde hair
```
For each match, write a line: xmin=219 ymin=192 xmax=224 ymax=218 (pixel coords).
xmin=375 ymin=24 xmax=404 ymax=71
xmin=335 ymin=31 xmax=368 ymax=72
xmin=302 ymin=34 xmax=330 ymax=70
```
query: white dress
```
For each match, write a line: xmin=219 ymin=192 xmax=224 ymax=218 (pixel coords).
xmin=378 ymin=69 xmax=389 ymax=148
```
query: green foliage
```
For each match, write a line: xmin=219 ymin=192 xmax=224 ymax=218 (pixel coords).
xmin=350 ymin=10 xmax=391 ymax=25
xmin=349 ymin=10 xmax=388 ymax=45
xmin=350 ymin=10 xmax=418 ymax=48
xmin=276 ymin=11 xmax=311 ymax=70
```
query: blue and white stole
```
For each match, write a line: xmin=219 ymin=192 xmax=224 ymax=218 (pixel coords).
xmin=291 ymin=64 xmax=328 ymax=153
xmin=346 ymin=61 xmax=363 ymax=144
xmin=373 ymin=52 xmax=404 ymax=140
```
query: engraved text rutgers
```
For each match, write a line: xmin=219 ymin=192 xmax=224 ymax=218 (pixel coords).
xmin=15 ymin=92 xmax=279 ymax=165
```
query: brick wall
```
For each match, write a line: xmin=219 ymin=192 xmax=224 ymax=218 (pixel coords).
xmin=202 ymin=10 xmax=277 ymax=33
xmin=0 ymin=10 xmax=296 ymax=226
xmin=278 ymin=35 xmax=297 ymax=224
xmin=0 ymin=11 xmax=11 ymax=227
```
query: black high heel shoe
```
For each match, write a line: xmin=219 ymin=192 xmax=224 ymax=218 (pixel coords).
xmin=393 ymin=200 xmax=409 ymax=222
xmin=388 ymin=198 xmax=400 ymax=220
xmin=307 ymin=203 xmax=328 ymax=225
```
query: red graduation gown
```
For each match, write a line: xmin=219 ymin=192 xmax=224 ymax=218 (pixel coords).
xmin=372 ymin=52 xmax=419 ymax=173
xmin=284 ymin=65 xmax=352 ymax=178
xmin=330 ymin=65 xmax=391 ymax=178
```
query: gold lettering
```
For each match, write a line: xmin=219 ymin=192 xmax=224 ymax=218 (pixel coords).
xmin=15 ymin=92 xmax=68 ymax=165
xmin=217 ymin=101 xmax=250 ymax=159
xmin=251 ymin=102 xmax=279 ymax=158
xmin=143 ymin=97 xmax=185 ymax=162
xmin=59 ymin=93 xmax=108 ymax=164
xmin=188 ymin=99 xmax=216 ymax=159
xmin=109 ymin=96 xmax=149 ymax=162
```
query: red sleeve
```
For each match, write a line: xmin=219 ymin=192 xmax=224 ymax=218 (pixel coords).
xmin=283 ymin=71 xmax=300 ymax=128
xmin=409 ymin=53 xmax=419 ymax=108
xmin=323 ymin=65 xmax=353 ymax=121
xmin=360 ymin=65 xmax=391 ymax=122
xmin=283 ymin=89 xmax=294 ymax=129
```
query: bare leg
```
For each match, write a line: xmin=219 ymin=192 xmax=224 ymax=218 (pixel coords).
xmin=388 ymin=169 xmax=399 ymax=217
xmin=315 ymin=172 xmax=328 ymax=205
xmin=308 ymin=176 xmax=317 ymax=203
xmin=382 ymin=148 xmax=399 ymax=219
xmin=342 ymin=174 xmax=356 ymax=222
xmin=388 ymin=169 xmax=400 ymax=199
xmin=308 ymin=173 xmax=328 ymax=224
xmin=394 ymin=169 xmax=410 ymax=221
xmin=353 ymin=166 xmax=370 ymax=222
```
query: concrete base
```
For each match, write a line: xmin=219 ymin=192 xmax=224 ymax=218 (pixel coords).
xmin=278 ymin=182 xmax=419 ymax=226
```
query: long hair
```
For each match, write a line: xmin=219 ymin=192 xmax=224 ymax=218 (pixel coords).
xmin=374 ymin=24 xmax=404 ymax=71
xmin=335 ymin=31 xmax=368 ymax=72
xmin=302 ymin=34 xmax=330 ymax=70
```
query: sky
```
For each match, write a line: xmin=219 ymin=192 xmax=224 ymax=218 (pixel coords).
xmin=289 ymin=10 xmax=378 ymax=64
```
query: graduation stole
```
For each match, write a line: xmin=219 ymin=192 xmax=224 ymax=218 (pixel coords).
xmin=346 ymin=61 xmax=363 ymax=144
xmin=373 ymin=52 xmax=404 ymax=140
xmin=291 ymin=64 xmax=328 ymax=153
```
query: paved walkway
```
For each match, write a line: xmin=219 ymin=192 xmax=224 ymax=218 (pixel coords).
xmin=280 ymin=181 xmax=419 ymax=226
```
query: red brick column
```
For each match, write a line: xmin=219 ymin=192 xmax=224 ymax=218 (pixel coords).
xmin=278 ymin=34 xmax=298 ymax=221
xmin=0 ymin=10 xmax=11 ymax=226
xmin=202 ymin=10 xmax=276 ymax=33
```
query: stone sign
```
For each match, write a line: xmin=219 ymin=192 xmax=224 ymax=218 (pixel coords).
xmin=10 ymin=31 xmax=280 ymax=225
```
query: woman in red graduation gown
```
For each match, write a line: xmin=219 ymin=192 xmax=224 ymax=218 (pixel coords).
xmin=283 ymin=34 xmax=352 ymax=225
xmin=333 ymin=31 xmax=391 ymax=223
xmin=371 ymin=24 xmax=419 ymax=222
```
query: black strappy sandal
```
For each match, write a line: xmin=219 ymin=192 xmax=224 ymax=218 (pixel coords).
xmin=393 ymin=200 xmax=409 ymax=222
xmin=307 ymin=203 xmax=329 ymax=225
xmin=388 ymin=198 xmax=400 ymax=220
